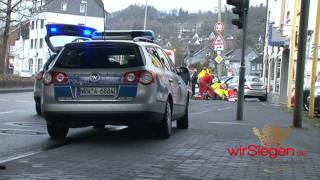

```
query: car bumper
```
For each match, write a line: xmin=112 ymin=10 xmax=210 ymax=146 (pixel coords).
xmin=244 ymin=89 xmax=267 ymax=97
xmin=42 ymin=101 xmax=166 ymax=127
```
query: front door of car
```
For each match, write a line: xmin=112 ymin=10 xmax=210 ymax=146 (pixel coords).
xmin=45 ymin=23 xmax=97 ymax=53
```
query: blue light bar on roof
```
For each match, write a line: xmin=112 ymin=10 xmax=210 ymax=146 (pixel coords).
xmin=46 ymin=24 xmax=97 ymax=38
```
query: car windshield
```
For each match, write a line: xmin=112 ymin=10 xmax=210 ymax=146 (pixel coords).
xmin=55 ymin=46 xmax=143 ymax=68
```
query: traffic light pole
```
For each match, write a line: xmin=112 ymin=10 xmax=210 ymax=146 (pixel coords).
xmin=293 ymin=0 xmax=310 ymax=128
xmin=236 ymin=7 xmax=248 ymax=121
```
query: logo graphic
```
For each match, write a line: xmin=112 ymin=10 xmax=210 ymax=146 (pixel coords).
xmin=253 ymin=125 xmax=292 ymax=147
xmin=226 ymin=124 xmax=307 ymax=159
xmin=90 ymin=73 xmax=100 ymax=82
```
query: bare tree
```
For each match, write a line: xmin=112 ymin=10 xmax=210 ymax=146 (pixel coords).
xmin=0 ymin=0 xmax=41 ymax=74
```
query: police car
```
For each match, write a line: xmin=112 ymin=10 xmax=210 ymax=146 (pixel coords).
xmin=41 ymin=24 xmax=190 ymax=139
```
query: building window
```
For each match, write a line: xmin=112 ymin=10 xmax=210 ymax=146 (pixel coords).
xmin=34 ymin=39 xmax=37 ymax=49
xmin=80 ymin=3 xmax=86 ymax=13
xmin=30 ymin=39 xmax=33 ymax=49
xmin=61 ymin=2 xmax=67 ymax=11
xmin=31 ymin=21 xmax=35 ymax=30
xmin=35 ymin=20 xmax=38 ymax=29
xmin=39 ymin=38 xmax=43 ymax=48
xmin=29 ymin=59 xmax=34 ymax=73
xmin=40 ymin=19 xmax=44 ymax=29
xmin=37 ymin=58 xmax=43 ymax=72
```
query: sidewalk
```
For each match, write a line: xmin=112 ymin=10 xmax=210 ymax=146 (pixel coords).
xmin=0 ymin=87 xmax=33 ymax=94
xmin=0 ymin=100 xmax=319 ymax=179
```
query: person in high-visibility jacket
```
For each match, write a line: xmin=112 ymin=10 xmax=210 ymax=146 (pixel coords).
xmin=199 ymin=68 xmax=213 ymax=97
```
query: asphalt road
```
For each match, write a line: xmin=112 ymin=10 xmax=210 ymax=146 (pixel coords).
xmin=0 ymin=92 xmax=241 ymax=162
xmin=0 ymin=92 xmax=320 ymax=179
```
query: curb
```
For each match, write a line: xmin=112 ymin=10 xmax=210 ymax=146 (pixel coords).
xmin=0 ymin=87 xmax=33 ymax=94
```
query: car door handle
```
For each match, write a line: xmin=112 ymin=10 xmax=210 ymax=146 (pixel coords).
xmin=169 ymin=79 xmax=173 ymax=83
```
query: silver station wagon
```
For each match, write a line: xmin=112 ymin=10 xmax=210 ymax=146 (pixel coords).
xmin=42 ymin=24 xmax=190 ymax=139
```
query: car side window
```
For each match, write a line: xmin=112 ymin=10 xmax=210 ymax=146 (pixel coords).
xmin=146 ymin=47 xmax=164 ymax=69
xmin=155 ymin=48 xmax=174 ymax=72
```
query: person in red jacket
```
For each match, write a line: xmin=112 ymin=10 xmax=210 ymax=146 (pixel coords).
xmin=199 ymin=69 xmax=214 ymax=98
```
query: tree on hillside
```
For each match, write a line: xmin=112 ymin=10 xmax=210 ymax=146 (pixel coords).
xmin=0 ymin=0 xmax=41 ymax=74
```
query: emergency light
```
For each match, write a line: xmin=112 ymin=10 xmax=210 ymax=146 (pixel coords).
xmin=46 ymin=24 xmax=97 ymax=38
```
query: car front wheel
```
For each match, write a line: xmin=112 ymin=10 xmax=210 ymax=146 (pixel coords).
xmin=47 ymin=123 xmax=69 ymax=139
xmin=157 ymin=101 xmax=172 ymax=138
xmin=177 ymin=99 xmax=189 ymax=129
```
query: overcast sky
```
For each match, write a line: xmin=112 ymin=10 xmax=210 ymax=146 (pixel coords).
xmin=103 ymin=0 xmax=265 ymax=13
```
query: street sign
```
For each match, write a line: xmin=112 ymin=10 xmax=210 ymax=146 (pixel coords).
xmin=215 ymin=55 xmax=223 ymax=64
xmin=214 ymin=22 xmax=224 ymax=33
xmin=214 ymin=44 xmax=225 ymax=51
xmin=213 ymin=34 xmax=225 ymax=45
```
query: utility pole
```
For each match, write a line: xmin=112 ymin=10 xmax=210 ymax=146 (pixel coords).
xmin=217 ymin=0 xmax=222 ymax=78
xmin=287 ymin=0 xmax=299 ymax=109
xmin=308 ymin=0 xmax=320 ymax=118
xmin=143 ymin=0 xmax=148 ymax=30
xmin=293 ymin=0 xmax=310 ymax=128
xmin=227 ymin=0 xmax=249 ymax=121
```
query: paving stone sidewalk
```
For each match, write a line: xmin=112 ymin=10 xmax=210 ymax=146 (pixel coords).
xmin=0 ymin=100 xmax=319 ymax=179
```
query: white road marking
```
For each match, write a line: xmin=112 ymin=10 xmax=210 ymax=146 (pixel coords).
xmin=0 ymin=151 xmax=41 ymax=164
xmin=190 ymin=109 xmax=211 ymax=115
xmin=0 ymin=110 xmax=27 ymax=115
xmin=208 ymin=121 xmax=246 ymax=125
xmin=217 ymin=107 xmax=233 ymax=111
xmin=15 ymin=100 xmax=32 ymax=103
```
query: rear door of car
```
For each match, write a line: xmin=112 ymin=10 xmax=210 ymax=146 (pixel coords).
xmin=45 ymin=23 xmax=97 ymax=53
xmin=155 ymin=47 xmax=186 ymax=115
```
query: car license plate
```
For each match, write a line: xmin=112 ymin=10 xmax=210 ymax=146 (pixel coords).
xmin=251 ymin=85 xmax=262 ymax=89
xmin=80 ymin=87 xmax=116 ymax=96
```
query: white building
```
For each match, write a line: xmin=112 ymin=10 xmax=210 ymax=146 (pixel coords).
xmin=13 ymin=0 xmax=106 ymax=75
xmin=264 ymin=0 xmax=320 ymax=104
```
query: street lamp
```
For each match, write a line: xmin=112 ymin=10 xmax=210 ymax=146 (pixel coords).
xmin=143 ymin=0 xmax=148 ymax=30
xmin=81 ymin=0 xmax=87 ymax=25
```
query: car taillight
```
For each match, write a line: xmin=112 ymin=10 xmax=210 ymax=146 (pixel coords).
xmin=139 ymin=71 xmax=154 ymax=85
xmin=36 ymin=71 xmax=44 ymax=80
xmin=43 ymin=71 xmax=68 ymax=85
xmin=123 ymin=71 xmax=155 ymax=85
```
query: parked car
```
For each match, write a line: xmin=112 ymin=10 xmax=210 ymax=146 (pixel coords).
xmin=291 ymin=82 xmax=320 ymax=113
xmin=19 ymin=70 xmax=32 ymax=78
xmin=223 ymin=76 xmax=267 ymax=101
xmin=42 ymin=24 xmax=190 ymax=139
xmin=34 ymin=54 xmax=57 ymax=115
xmin=34 ymin=24 xmax=94 ymax=115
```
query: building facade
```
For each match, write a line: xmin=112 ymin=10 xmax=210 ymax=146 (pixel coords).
xmin=264 ymin=0 xmax=320 ymax=105
xmin=13 ymin=0 xmax=106 ymax=75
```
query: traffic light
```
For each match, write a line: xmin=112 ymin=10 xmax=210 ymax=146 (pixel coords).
xmin=227 ymin=0 xmax=249 ymax=29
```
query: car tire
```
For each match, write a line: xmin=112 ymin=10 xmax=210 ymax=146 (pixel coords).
xmin=47 ymin=123 xmax=69 ymax=139
xmin=93 ymin=125 xmax=105 ymax=130
xmin=259 ymin=96 xmax=267 ymax=102
xmin=35 ymin=102 xmax=41 ymax=115
xmin=157 ymin=101 xmax=172 ymax=139
xmin=177 ymin=99 xmax=189 ymax=129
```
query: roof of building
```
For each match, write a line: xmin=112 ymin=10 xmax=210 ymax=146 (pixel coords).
xmin=225 ymin=47 xmax=258 ymax=62
xmin=251 ymin=55 xmax=263 ymax=64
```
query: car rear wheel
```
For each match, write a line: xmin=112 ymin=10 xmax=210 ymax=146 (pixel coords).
xmin=47 ymin=123 xmax=69 ymax=139
xmin=177 ymin=99 xmax=189 ymax=129
xmin=157 ymin=101 xmax=172 ymax=138
xmin=35 ymin=102 xmax=41 ymax=115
